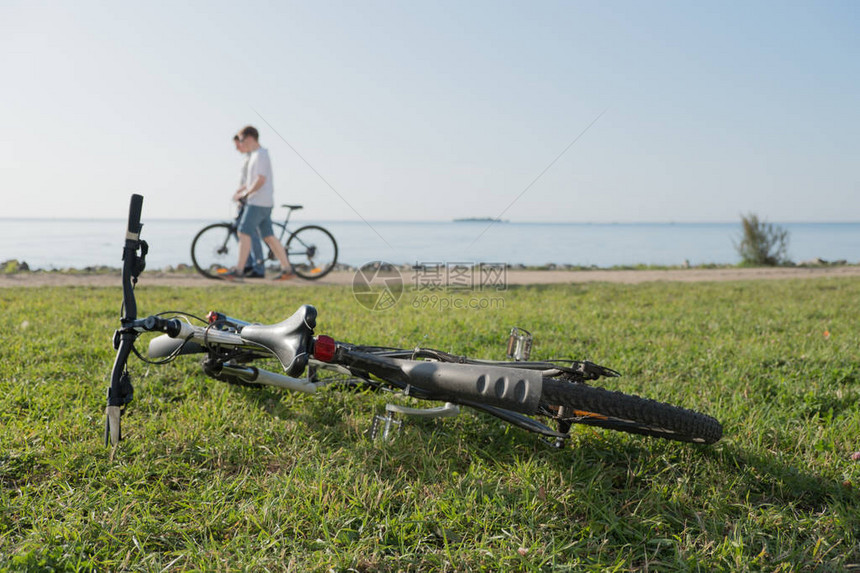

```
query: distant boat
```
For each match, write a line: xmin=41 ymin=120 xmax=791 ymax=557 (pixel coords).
xmin=453 ymin=217 xmax=509 ymax=223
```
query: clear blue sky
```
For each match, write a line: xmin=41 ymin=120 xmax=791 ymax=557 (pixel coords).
xmin=2 ymin=1 xmax=858 ymax=222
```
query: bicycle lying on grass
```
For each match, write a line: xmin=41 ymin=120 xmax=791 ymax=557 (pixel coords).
xmin=190 ymin=202 xmax=338 ymax=280
xmin=107 ymin=194 xmax=722 ymax=448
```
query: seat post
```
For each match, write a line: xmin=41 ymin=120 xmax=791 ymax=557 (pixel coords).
xmin=280 ymin=204 xmax=304 ymax=227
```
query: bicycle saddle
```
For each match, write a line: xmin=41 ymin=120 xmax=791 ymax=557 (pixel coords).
xmin=240 ymin=305 xmax=316 ymax=376
xmin=281 ymin=204 xmax=303 ymax=210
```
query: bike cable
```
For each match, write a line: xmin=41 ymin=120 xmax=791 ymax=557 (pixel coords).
xmin=129 ymin=311 xmax=208 ymax=365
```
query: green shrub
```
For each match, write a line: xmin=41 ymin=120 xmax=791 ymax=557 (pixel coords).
xmin=735 ymin=213 xmax=790 ymax=266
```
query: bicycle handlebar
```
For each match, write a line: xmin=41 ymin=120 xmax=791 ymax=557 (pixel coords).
xmin=106 ymin=194 xmax=148 ymax=446
xmin=127 ymin=193 xmax=143 ymax=237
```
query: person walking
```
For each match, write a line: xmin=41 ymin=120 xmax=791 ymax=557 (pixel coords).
xmin=233 ymin=134 xmax=266 ymax=278
xmin=223 ymin=126 xmax=294 ymax=281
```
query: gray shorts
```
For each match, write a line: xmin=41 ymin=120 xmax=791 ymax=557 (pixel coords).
xmin=238 ymin=205 xmax=274 ymax=238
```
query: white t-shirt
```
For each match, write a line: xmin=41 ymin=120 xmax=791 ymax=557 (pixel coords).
xmin=239 ymin=153 xmax=249 ymax=185
xmin=245 ymin=147 xmax=274 ymax=207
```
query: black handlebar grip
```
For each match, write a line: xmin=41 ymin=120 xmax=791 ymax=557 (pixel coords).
xmin=142 ymin=316 xmax=182 ymax=337
xmin=127 ymin=194 xmax=144 ymax=236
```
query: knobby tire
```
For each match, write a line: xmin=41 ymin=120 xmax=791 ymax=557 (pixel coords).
xmin=540 ymin=379 xmax=723 ymax=444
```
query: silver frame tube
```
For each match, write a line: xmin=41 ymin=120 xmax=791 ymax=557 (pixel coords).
xmin=219 ymin=363 xmax=318 ymax=393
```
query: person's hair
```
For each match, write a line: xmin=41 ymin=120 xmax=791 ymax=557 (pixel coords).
xmin=239 ymin=126 xmax=259 ymax=142
xmin=233 ymin=134 xmax=240 ymax=142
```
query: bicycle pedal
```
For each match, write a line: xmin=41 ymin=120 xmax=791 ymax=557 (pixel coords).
xmin=506 ymin=327 xmax=532 ymax=361
xmin=370 ymin=413 xmax=402 ymax=441
xmin=541 ymin=436 xmax=567 ymax=449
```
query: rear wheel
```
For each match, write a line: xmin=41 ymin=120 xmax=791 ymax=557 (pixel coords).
xmin=285 ymin=225 xmax=338 ymax=279
xmin=539 ymin=379 xmax=722 ymax=444
xmin=191 ymin=223 xmax=236 ymax=279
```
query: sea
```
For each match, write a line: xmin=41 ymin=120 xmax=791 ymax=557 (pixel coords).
xmin=2 ymin=218 xmax=859 ymax=271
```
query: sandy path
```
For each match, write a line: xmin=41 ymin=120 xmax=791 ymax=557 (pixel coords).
xmin=1 ymin=266 xmax=859 ymax=288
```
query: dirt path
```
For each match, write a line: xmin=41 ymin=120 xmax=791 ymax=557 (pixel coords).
xmin=2 ymin=266 xmax=859 ymax=288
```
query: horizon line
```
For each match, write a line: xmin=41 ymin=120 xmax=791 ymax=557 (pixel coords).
xmin=3 ymin=216 xmax=860 ymax=226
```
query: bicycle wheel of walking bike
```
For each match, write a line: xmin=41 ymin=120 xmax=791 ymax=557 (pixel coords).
xmin=284 ymin=225 xmax=338 ymax=279
xmin=191 ymin=223 xmax=236 ymax=279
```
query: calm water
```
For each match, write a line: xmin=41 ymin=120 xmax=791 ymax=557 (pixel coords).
xmin=2 ymin=218 xmax=859 ymax=270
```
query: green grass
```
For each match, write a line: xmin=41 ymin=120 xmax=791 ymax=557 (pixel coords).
xmin=1 ymin=279 xmax=859 ymax=571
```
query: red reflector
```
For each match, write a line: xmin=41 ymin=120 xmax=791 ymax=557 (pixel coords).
xmin=314 ymin=335 xmax=336 ymax=362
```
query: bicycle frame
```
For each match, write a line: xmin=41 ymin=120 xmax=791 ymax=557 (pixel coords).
xmin=144 ymin=319 xmax=564 ymax=440
xmin=148 ymin=322 xmax=544 ymax=413
xmin=275 ymin=206 xmax=296 ymax=243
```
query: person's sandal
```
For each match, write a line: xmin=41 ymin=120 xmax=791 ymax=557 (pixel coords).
xmin=272 ymin=269 xmax=296 ymax=281
xmin=217 ymin=268 xmax=245 ymax=281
